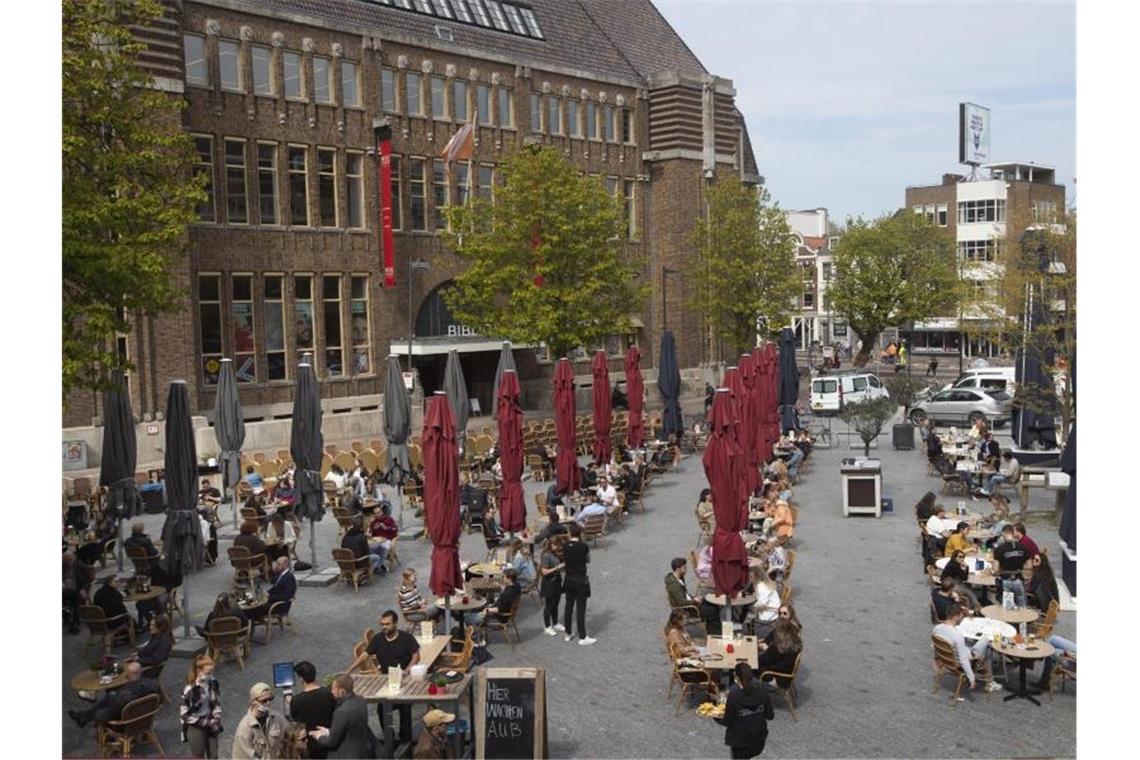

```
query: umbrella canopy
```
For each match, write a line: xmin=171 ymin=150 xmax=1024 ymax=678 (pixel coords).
xmin=625 ymin=345 xmax=645 ymax=448
xmin=99 ymin=370 xmax=141 ymax=520
xmin=738 ymin=352 xmax=761 ymax=497
xmin=424 ymin=392 xmax=464 ymax=598
xmin=592 ymin=351 xmax=613 ymax=464
xmin=553 ymin=358 xmax=581 ymax=494
xmin=384 ymin=355 xmax=411 ymax=484
xmin=778 ymin=327 xmax=800 ymax=433
xmin=212 ymin=358 xmax=245 ymax=505
xmin=723 ymin=366 xmax=748 ymax=518
xmin=490 ymin=342 xmax=517 ymax=419
xmin=290 ymin=362 xmax=325 ymax=524
xmin=159 ymin=381 xmax=204 ymax=638
xmin=1013 ymin=294 xmax=1059 ymax=450
xmin=443 ymin=350 xmax=470 ymax=452
xmin=763 ymin=343 xmax=780 ymax=458
xmin=705 ymin=389 xmax=749 ymax=597
xmin=658 ymin=330 xmax=683 ymax=441
xmin=496 ymin=370 xmax=526 ymax=533
xmin=1058 ymin=348 xmax=1076 ymax=594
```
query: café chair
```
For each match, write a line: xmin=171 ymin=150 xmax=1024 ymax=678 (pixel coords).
xmin=528 ymin=455 xmax=550 ymax=482
xmin=251 ymin=600 xmax=295 ymax=645
xmin=783 ymin=550 xmax=797 ymax=581
xmin=332 ymin=548 xmax=373 ymax=591
xmin=779 ymin=583 xmax=793 ymax=606
xmin=125 ymin=543 xmax=158 ymax=578
xmin=582 ymin=514 xmax=607 ymax=547
xmin=98 ymin=693 xmax=163 ymax=758
xmin=1030 ymin=600 xmax=1059 ymax=638
xmin=667 ymin=641 xmax=719 ymax=716
xmin=100 ymin=538 xmax=118 ymax=569
xmin=760 ymin=651 xmax=802 ymax=720
xmin=333 ymin=508 xmax=353 ymax=541
xmin=322 ymin=480 xmax=343 ymax=509
xmin=1047 ymin=653 xmax=1076 ymax=699
xmin=80 ymin=605 xmax=135 ymax=654
xmin=628 ymin=480 xmax=647 ymax=515
xmin=435 ymin=627 xmax=475 ymax=673
xmin=401 ymin=608 xmax=428 ymax=635
xmin=227 ymin=546 xmax=268 ymax=590
xmin=688 ymin=551 xmax=715 ymax=596
xmin=352 ymin=642 xmax=380 ymax=675
xmin=139 ymin=661 xmax=172 ymax=703
xmin=931 ymin=635 xmax=994 ymax=704
xmin=205 ymin=616 xmax=251 ymax=670
xmin=484 ymin=596 xmax=522 ymax=650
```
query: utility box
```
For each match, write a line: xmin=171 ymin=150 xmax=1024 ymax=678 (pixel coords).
xmin=841 ymin=459 xmax=882 ymax=518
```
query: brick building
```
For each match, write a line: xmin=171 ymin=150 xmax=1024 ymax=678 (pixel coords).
xmin=63 ymin=0 xmax=762 ymax=428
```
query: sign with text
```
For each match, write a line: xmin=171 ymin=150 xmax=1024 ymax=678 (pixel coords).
xmin=476 ymin=668 xmax=546 ymax=759
xmin=959 ymin=102 xmax=991 ymax=166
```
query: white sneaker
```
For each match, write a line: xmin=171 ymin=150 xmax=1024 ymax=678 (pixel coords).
xmin=578 ymin=636 xmax=598 ymax=646
xmin=985 ymin=681 xmax=1003 ymax=693
xmin=543 ymin=626 xmax=557 ymax=636
xmin=565 ymin=634 xmax=574 ymax=642
xmin=554 ymin=623 xmax=566 ymax=632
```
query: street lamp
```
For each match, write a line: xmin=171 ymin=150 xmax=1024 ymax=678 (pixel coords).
xmin=407 ymin=258 xmax=431 ymax=373
xmin=662 ymin=266 xmax=680 ymax=331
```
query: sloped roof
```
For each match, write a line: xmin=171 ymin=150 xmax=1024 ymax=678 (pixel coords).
xmin=576 ymin=0 xmax=707 ymax=79
xmin=737 ymin=107 xmax=761 ymax=183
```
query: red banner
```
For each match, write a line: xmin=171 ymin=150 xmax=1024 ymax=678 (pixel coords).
xmin=379 ymin=138 xmax=396 ymax=287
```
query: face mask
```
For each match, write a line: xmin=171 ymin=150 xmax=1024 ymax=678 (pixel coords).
xmin=255 ymin=703 xmax=270 ymax=717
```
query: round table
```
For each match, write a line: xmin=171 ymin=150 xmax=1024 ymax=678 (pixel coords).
xmin=440 ymin=595 xmax=487 ymax=613
xmin=466 ymin=563 xmax=503 ymax=577
xmin=992 ymin=639 xmax=1055 ymax=705
xmin=125 ymin=585 xmax=167 ymax=604
xmin=70 ymin=668 xmax=129 ymax=696
xmin=704 ymin=593 xmax=757 ymax=607
xmin=935 ymin=556 xmax=991 ymax=572
xmin=957 ymin=616 xmax=1015 ymax=642
xmin=981 ymin=605 xmax=1039 ymax=625
xmin=237 ymin=593 xmax=269 ymax=611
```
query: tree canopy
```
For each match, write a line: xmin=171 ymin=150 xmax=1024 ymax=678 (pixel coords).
xmin=442 ymin=146 xmax=647 ymax=359
xmin=683 ymin=180 xmax=800 ymax=354
xmin=63 ymin=0 xmax=205 ymax=401
xmin=829 ymin=213 xmax=962 ymax=366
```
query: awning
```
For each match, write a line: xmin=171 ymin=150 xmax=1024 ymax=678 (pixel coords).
xmin=390 ymin=335 xmax=535 ymax=357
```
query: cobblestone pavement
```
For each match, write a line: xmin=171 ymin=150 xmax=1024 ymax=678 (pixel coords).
xmin=62 ymin=418 xmax=1075 ymax=758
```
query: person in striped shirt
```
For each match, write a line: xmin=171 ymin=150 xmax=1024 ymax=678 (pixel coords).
xmin=397 ymin=568 xmax=443 ymax=625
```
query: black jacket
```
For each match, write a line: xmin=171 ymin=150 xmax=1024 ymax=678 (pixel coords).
xmin=715 ymin=683 xmax=773 ymax=750
xmin=137 ymin=633 xmax=173 ymax=667
xmin=316 ymin=694 xmax=375 ymax=759
xmin=94 ymin=583 xmax=129 ymax=622
xmin=341 ymin=528 xmax=371 ymax=560
xmin=98 ymin=678 xmax=159 ymax=722
xmin=266 ymin=569 xmax=297 ymax=612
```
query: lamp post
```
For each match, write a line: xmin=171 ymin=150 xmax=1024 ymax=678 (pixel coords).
xmin=407 ymin=258 xmax=431 ymax=372
xmin=662 ymin=266 xmax=679 ymax=331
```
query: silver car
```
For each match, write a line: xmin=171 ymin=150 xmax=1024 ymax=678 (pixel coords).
xmin=909 ymin=388 xmax=1011 ymax=428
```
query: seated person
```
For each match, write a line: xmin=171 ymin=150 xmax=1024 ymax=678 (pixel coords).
xmin=324 ymin=464 xmax=347 ymax=490
xmin=233 ymin=520 xmax=268 ymax=559
xmin=931 ymin=577 xmax=969 ymax=621
xmin=764 ymin=500 xmax=794 ymax=542
xmin=198 ymin=478 xmax=222 ymax=505
xmin=243 ymin=556 xmax=296 ymax=621
xmin=342 ymin=515 xmax=384 ymax=575
xmin=68 ymin=662 xmax=158 ymax=728
xmin=614 ymin=443 xmax=634 ymax=464
xmin=506 ymin=538 xmax=537 ymax=586
xmin=914 ymin=492 xmax=939 ymax=523
xmin=933 ymin=605 xmax=1002 ymax=693
xmin=975 ymin=450 xmax=1019 ymax=498
xmin=544 ymin=482 xmax=566 ymax=509
xmin=695 ymin=488 xmax=716 ymax=530
xmin=619 ymin=463 xmax=642 ymax=496
xmin=367 ymin=502 xmax=398 ymax=568
xmin=274 ymin=475 xmax=296 ymax=505
xmin=93 ymin=575 xmax=131 ymax=629
xmin=63 ymin=553 xmax=95 ymax=633
xmin=764 ymin=543 xmax=788 ymax=583
xmin=460 ymin=477 xmax=488 ymax=525
xmin=611 ymin=382 xmax=629 ymax=411
xmin=1027 ymin=551 xmax=1059 ymax=613
xmin=664 ymin=557 xmax=720 ymax=629
xmin=475 ymin=568 xmax=522 ymax=626
xmin=595 ymin=477 xmax=618 ymax=509
xmin=535 ymin=511 xmax=569 ymax=543
xmin=940 ymin=551 xmax=986 ymax=612
xmin=748 ymin=568 xmax=781 ymax=639
xmin=925 ymin=507 xmax=956 ymax=541
xmin=197 ymin=593 xmax=248 ymax=637
xmin=574 ymin=498 xmax=608 ymax=525
xmin=264 ymin=512 xmax=296 ymax=562
xmin=926 ymin=429 xmax=944 ymax=462
xmin=1013 ymin=522 xmax=1040 ymax=558
xmin=663 ymin=609 xmax=701 ymax=659
xmin=482 ymin=506 xmax=506 ymax=543
xmin=1035 ymin=633 xmax=1076 ymax=691
xmin=993 ymin=525 xmax=1029 ymax=607
xmin=397 ymin=568 xmax=444 ymax=624
xmin=943 ymin=522 xmax=972 ymax=557
xmin=243 ymin=465 xmax=264 ymax=491
xmin=756 ymin=620 xmax=802 ymax=687
xmin=131 ymin=614 xmax=174 ymax=669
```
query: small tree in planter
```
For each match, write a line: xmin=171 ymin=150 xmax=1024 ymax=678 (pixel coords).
xmin=839 ymin=397 xmax=898 ymax=458
xmin=884 ymin=373 xmax=926 ymax=416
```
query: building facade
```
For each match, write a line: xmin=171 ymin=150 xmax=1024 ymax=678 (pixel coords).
xmin=784 ymin=208 xmax=845 ymax=352
xmin=64 ymin=0 xmax=762 ymax=428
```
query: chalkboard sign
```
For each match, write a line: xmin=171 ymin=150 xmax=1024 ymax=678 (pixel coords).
xmin=476 ymin=667 xmax=547 ymax=759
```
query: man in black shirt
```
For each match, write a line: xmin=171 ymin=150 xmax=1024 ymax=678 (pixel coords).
xmin=93 ymin=575 xmax=131 ymax=625
xmin=484 ymin=568 xmax=521 ymax=624
xmin=931 ymin=578 xmax=965 ymax=621
xmin=561 ymin=523 xmax=596 ymax=646
xmin=535 ymin=511 xmax=568 ymax=544
xmin=342 ymin=515 xmax=384 ymax=575
xmin=290 ymin=661 xmax=337 ymax=760
xmin=345 ymin=610 xmax=420 ymax=744
xmin=993 ymin=525 xmax=1028 ymax=607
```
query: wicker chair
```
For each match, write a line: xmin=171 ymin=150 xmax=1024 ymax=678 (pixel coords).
xmin=932 ymin=635 xmax=993 ymax=703
xmin=205 ymin=616 xmax=251 ymax=670
xmin=98 ymin=693 xmax=163 ymax=758
xmin=582 ymin=514 xmax=607 ymax=547
xmin=125 ymin=543 xmax=158 ymax=578
xmin=332 ymin=548 xmax=373 ymax=591
xmin=1030 ymin=599 xmax=1059 ymax=638
xmin=250 ymin=600 xmax=295 ymax=644
xmin=667 ymin=639 xmax=719 ymax=715
xmin=528 ymin=454 xmax=551 ymax=482
xmin=759 ymin=650 xmax=803 ymax=720
xmin=484 ymin=596 xmax=522 ymax=650
xmin=227 ymin=546 xmax=268 ymax=590
xmin=80 ymin=605 xmax=135 ymax=654
xmin=435 ymin=627 xmax=476 ymax=673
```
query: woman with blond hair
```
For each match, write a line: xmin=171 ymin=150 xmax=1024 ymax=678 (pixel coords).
xmin=181 ymin=654 xmax=222 ymax=758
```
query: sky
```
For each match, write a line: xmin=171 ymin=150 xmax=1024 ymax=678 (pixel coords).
xmin=653 ymin=0 xmax=1076 ymax=226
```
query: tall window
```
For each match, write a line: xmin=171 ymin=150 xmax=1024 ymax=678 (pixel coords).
xmin=257 ymin=142 xmax=278 ymax=225
xmin=341 ymin=60 xmax=359 ymax=106
xmin=476 ymin=84 xmax=491 ymax=125
xmin=603 ymin=105 xmax=615 ymax=142
xmin=497 ymin=88 xmax=513 ymax=127
xmin=322 ymin=275 xmax=344 ymax=376
xmin=409 ymin=158 xmax=427 ymax=230
xmin=252 ymin=45 xmax=273 ymax=95
xmin=937 ymin=203 xmax=948 ymax=226
xmin=432 ymin=159 xmax=449 ymax=230
xmin=455 ymin=163 xmax=470 ymax=206
xmin=568 ymin=100 xmax=581 ymax=137
xmin=958 ymin=239 xmax=999 ymax=262
xmin=313 ymin=56 xmax=332 ymax=103
xmin=264 ymin=275 xmax=287 ymax=380
xmin=389 ymin=156 xmax=403 ymax=230
xmin=957 ymin=199 xmax=1006 ymax=224
xmin=283 ymin=51 xmax=303 ymax=99
xmin=470 ymin=0 xmax=492 ymax=26
xmin=350 ymin=275 xmax=371 ymax=375
xmin=623 ymin=180 xmax=636 ymax=239
xmin=224 ymin=139 xmax=248 ymax=224
xmin=486 ymin=0 xmax=509 ymax=30
xmin=183 ymin=34 xmax=207 ymax=86
xmin=477 ymin=164 xmax=493 ymax=200
xmin=346 ymin=152 xmax=364 ymax=229
xmin=381 ymin=69 xmax=398 ymax=112
xmin=548 ymin=96 xmax=562 ymax=135
xmin=218 ymin=40 xmax=241 ymax=91
xmin=406 ymin=73 xmax=423 ymax=116
xmin=586 ymin=102 xmax=598 ymax=140
xmin=288 ymin=146 xmax=309 ymax=226
xmin=530 ymin=93 xmax=542 ymax=133
xmin=294 ymin=274 xmax=315 ymax=363
xmin=193 ymin=135 xmax=215 ymax=222
xmin=430 ymin=76 xmax=446 ymax=119
xmin=199 ymin=274 xmax=222 ymax=385
xmin=232 ymin=275 xmax=256 ymax=383
xmin=453 ymin=80 xmax=469 ymax=122
xmin=621 ymin=108 xmax=633 ymax=143
xmin=317 ymin=148 xmax=338 ymax=227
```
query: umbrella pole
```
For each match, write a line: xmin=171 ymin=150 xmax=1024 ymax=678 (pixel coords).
xmin=397 ymin=485 xmax=405 ymax=533
xmin=116 ymin=515 xmax=124 ymax=572
xmin=445 ymin=596 xmax=452 ymax=636
xmin=310 ymin=517 xmax=317 ymax=571
xmin=182 ymin=578 xmax=192 ymax=640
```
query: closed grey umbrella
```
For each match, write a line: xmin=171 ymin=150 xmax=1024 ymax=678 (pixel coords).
xmin=491 ymin=341 xmax=516 ymax=418
xmin=1013 ymin=296 xmax=1059 ymax=450
xmin=291 ymin=361 xmax=325 ymax=569
xmin=213 ymin=358 xmax=245 ymax=529
xmin=159 ymin=381 xmax=204 ymax=639
xmin=443 ymin=349 xmax=470 ymax=452
xmin=778 ymin=327 xmax=800 ymax=433
xmin=657 ymin=330 xmax=683 ymax=440
xmin=99 ymin=370 xmax=140 ymax=571
xmin=384 ymin=355 xmax=411 ymax=530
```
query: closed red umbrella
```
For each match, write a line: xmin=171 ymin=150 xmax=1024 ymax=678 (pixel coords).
xmin=723 ymin=366 xmax=749 ymax=522
xmin=625 ymin=345 xmax=644 ymax=448
xmin=738 ymin=352 xmax=760 ymax=497
xmin=705 ymin=389 xmax=749 ymax=598
xmin=553 ymin=358 xmax=581 ymax=494
xmin=424 ymin=392 xmax=463 ymax=598
xmin=759 ymin=344 xmax=780 ymax=463
xmin=591 ymin=351 xmax=613 ymax=465
xmin=496 ymin=370 xmax=526 ymax=533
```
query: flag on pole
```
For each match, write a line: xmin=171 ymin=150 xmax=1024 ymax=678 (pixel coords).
xmin=440 ymin=122 xmax=475 ymax=163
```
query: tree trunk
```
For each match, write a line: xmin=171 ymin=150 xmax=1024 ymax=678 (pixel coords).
xmin=863 ymin=439 xmax=872 ymax=458
xmin=853 ymin=346 xmax=874 ymax=368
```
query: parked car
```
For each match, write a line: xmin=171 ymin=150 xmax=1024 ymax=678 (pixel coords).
xmin=940 ymin=367 xmax=1016 ymax=395
xmin=909 ymin=387 xmax=1011 ymax=428
xmin=810 ymin=372 xmax=890 ymax=415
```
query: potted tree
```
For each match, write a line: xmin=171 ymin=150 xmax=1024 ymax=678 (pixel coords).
xmin=839 ymin=397 xmax=897 ymax=458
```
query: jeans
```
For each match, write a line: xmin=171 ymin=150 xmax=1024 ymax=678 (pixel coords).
xmin=779 ymin=489 xmax=792 ymax=502
xmin=377 ymin=703 xmax=413 ymax=743
xmin=366 ymin=553 xmax=383 ymax=574
xmin=997 ymin=577 xmax=1027 ymax=608
xmin=542 ymin=595 xmax=560 ymax=628
xmin=982 ymin=473 xmax=1008 ymax=494
xmin=369 ymin=541 xmax=390 ymax=568
xmin=785 ymin=447 xmax=804 ymax=477
xmin=1040 ymin=634 xmax=1077 ymax=679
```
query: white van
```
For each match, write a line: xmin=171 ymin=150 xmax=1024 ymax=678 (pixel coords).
xmin=943 ymin=367 xmax=1016 ymax=395
xmin=810 ymin=372 xmax=889 ymax=415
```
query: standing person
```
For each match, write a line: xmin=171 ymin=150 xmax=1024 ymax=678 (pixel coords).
xmin=714 ymin=662 xmax=774 ymax=759
xmin=561 ymin=523 xmax=596 ymax=646
xmin=231 ymin=683 xmax=288 ymax=760
xmin=180 ymin=655 xmax=223 ymax=759
xmin=993 ymin=525 xmax=1029 ymax=607
xmin=343 ymin=610 xmax=420 ymax=746
xmin=539 ymin=539 xmax=565 ymax=636
xmin=310 ymin=674 xmax=375 ymax=759
xmin=897 ymin=344 xmax=908 ymax=373
xmin=289 ymin=661 xmax=336 ymax=760
xmin=927 ymin=356 xmax=939 ymax=377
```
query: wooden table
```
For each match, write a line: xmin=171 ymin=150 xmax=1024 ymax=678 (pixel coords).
xmin=237 ymin=593 xmax=268 ymax=611
xmin=467 ymin=577 xmax=500 ymax=595
xmin=466 ymin=562 xmax=504 ymax=578
xmin=704 ymin=593 xmax=757 ymax=608
xmin=992 ymin=639 xmax=1055 ymax=705
xmin=702 ymin=635 xmax=759 ymax=669
xmin=352 ymin=671 xmax=475 ymax=758
xmin=70 ymin=668 xmax=129 ymax=695
xmin=957 ymin=617 xmax=1015 ymax=642
xmin=981 ymin=605 xmax=1039 ymax=626
xmin=124 ymin=585 xmax=167 ymax=604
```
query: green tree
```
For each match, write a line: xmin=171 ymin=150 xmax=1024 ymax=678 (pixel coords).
xmin=63 ymin=0 xmax=205 ymax=401
xmin=684 ymin=180 xmax=800 ymax=353
xmin=838 ymin=396 xmax=898 ymax=458
xmin=830 ymin=213 xmax=963 ymax=367
xmin=442 ymin=146 xmax=647 ymax=358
